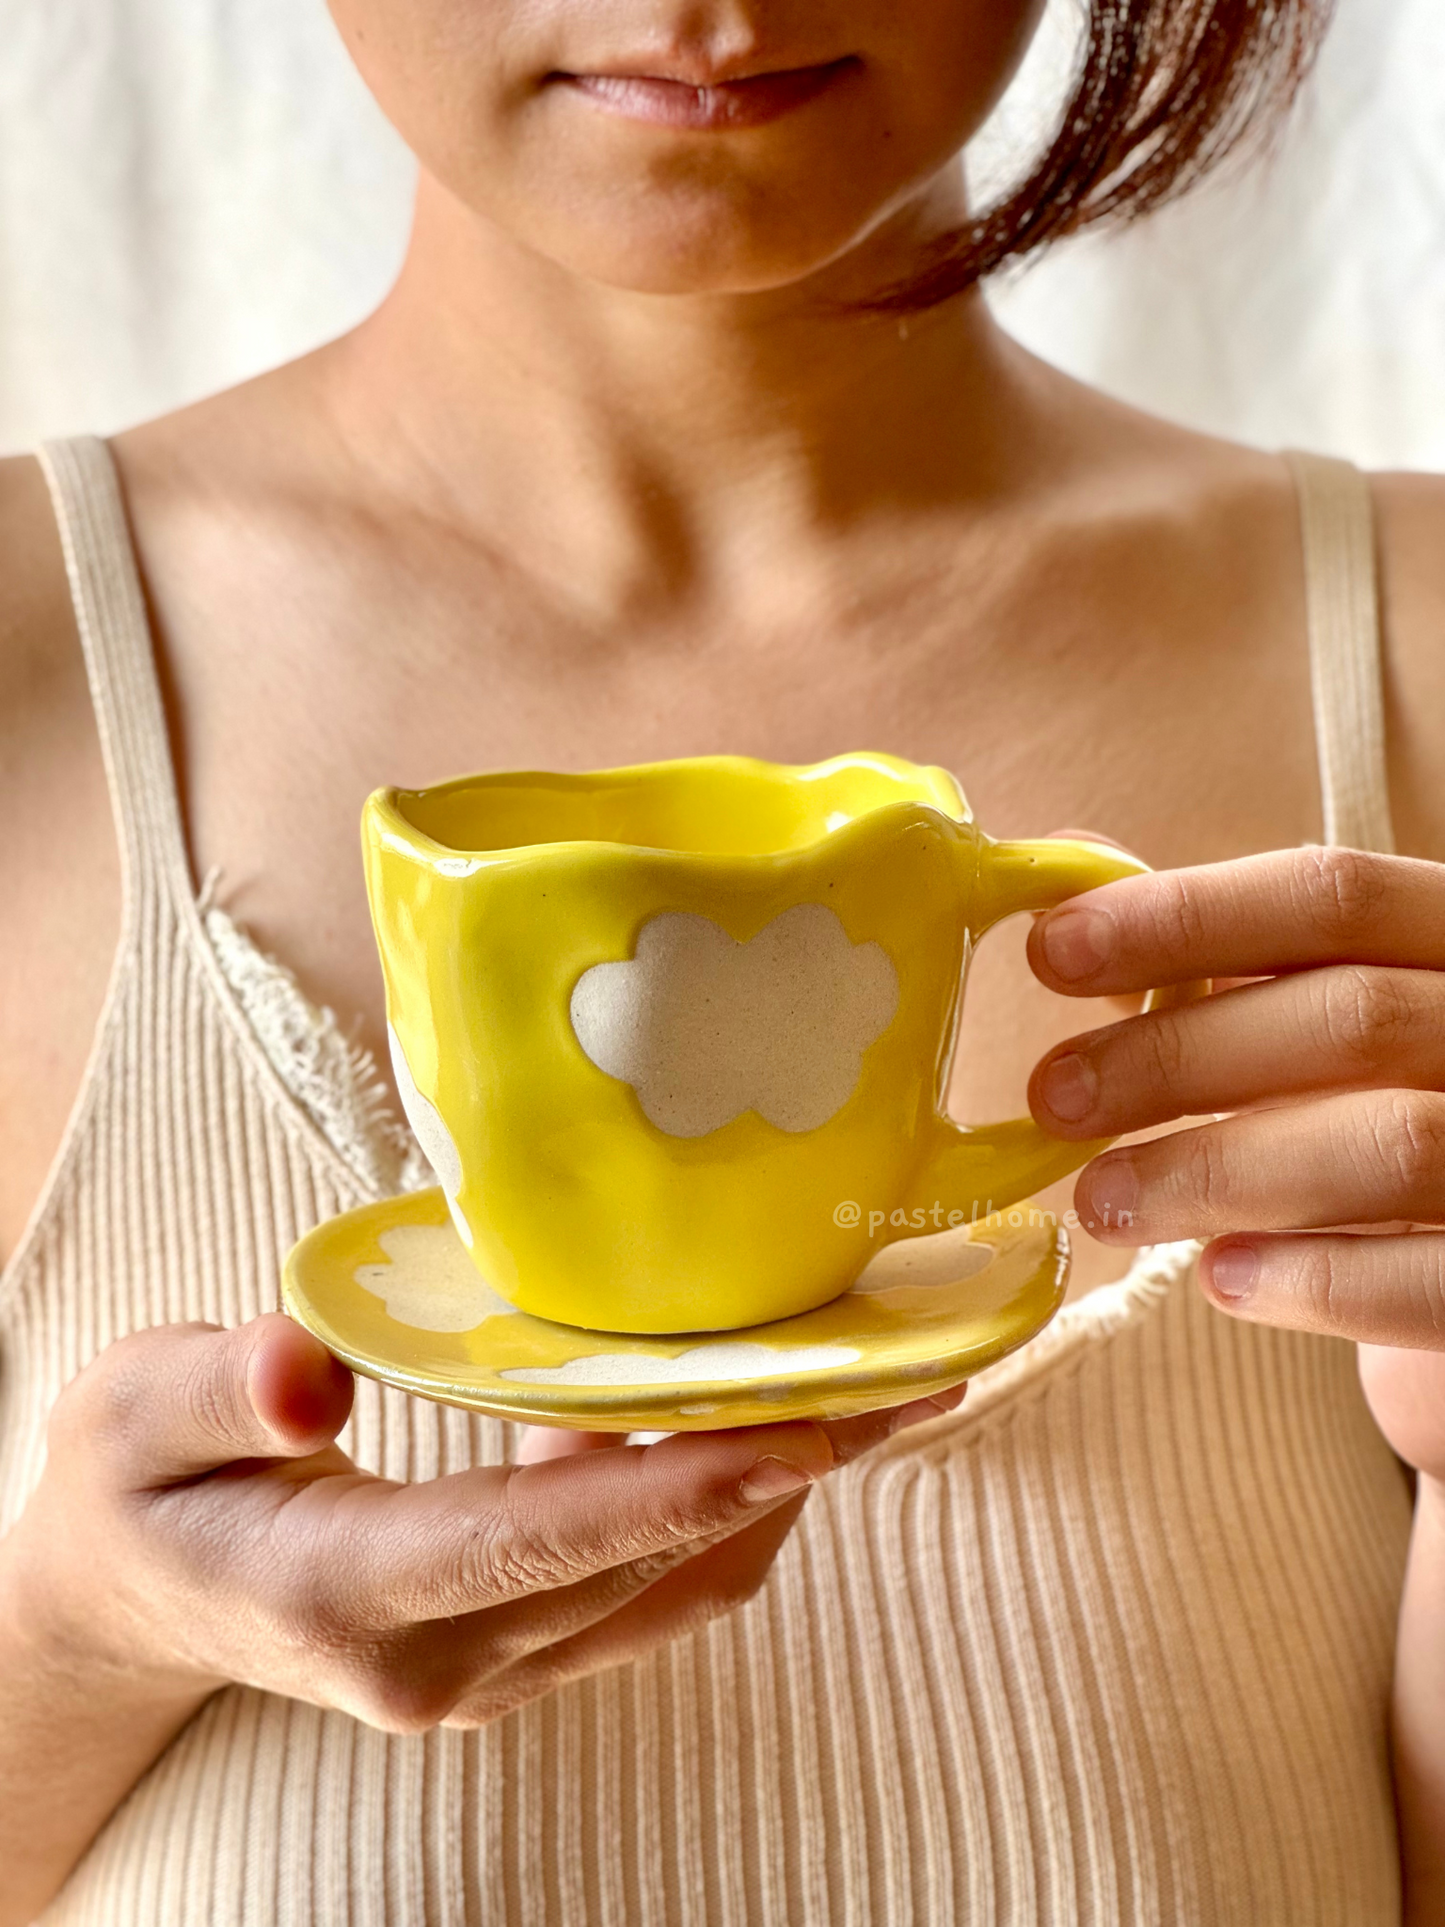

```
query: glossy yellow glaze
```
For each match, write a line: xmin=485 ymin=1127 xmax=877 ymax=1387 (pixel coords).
xmin=282 ymin=1187 xmax=1069 ymax=1431
xmin=362 ymin=751 xmax=1144 ymax=1333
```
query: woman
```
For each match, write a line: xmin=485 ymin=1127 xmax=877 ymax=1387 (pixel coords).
xmin=2 ymin=0 xmax=1443 ymax=1919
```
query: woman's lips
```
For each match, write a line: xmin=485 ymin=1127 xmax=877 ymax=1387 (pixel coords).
xmin=553 ymin=59 xmax=857 ymax=132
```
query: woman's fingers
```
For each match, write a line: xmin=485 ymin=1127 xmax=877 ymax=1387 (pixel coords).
xmin=1031 ymin=965 xmax=1445 ymax=1138
xmin=443 ymin=1494 xmax=809 ymax=1729
xmin=396 ymin=1400 xmax=965 ymax=1711
xmin=315 ymin=1419 xmax=836 ymax=1628
xmin=514 ymin=1427 xmax=621 ymax=1463
xmin=510 ymin=1388 xmax=968 ymax=1473
xmin=1029 ymin=847 xmax=1445 ymax=996
xmin=349 ymin=1494 xmax=801 ymax=1731
xmin=820 ymin=1387 xmax=967 ymax=1463
xmin=1075 ymin=1089 xmax=1445 ymax=1243
xmin=1200 ymin=1232 xmax=1445 ymax=1351
xmin=323 ymin=1398 xmax=962 ymax=1722
xmin=448 ymin=1511 xmax=767 ymax=1678
xmin=50 ymin=1315 xmax=354 ymax=1485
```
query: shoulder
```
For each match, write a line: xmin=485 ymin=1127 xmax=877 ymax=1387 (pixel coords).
xmin=0 ymin=453 xmax=77 ymax=715
xmin=1373 ymin=469 xmax=1445 ymax=623
xmin=0 ymin=451 xmax=120 ymax=1261
xmin=0 ymin=454 xmax=98 ymax=872
xmin=0 ymin=450 xmax=101 ymax=862
xmin=1081 ymin=426 xmax=1445 ymax=866
xmin=1373 ymin=469 xmax=1445 ymax=625
xmin=1370 ymin=472 xmax=1445 ymax=860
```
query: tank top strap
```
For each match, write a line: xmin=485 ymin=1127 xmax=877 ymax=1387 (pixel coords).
xmin=1284 ymin=449 xmax=1396 ymax=856
xmin=37 ymin=436 xmax=195 ymax=911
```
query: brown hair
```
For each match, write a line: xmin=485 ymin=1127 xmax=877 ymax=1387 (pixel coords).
xmin=879 ymin=0 xmax=1333 ymax=310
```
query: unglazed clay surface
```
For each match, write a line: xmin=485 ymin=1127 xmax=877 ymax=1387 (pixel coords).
xmin=569 ymin=904 xmax=898 ymax=1137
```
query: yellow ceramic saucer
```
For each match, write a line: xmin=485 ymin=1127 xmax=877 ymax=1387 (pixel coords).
xmin=282 ymin=1188 xmax=1068 ymax=1432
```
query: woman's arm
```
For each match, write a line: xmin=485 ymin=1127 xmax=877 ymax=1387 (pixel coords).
xmin=1393 ymin=1476 xmax=1445 ymax=1920
xmin=0 ymin=1575 xmax=214 ymax=1927
xmin=1360 ymin=1341 xmax=1445 ymax=1917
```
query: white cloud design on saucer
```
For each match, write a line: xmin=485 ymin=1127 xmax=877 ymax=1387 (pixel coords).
xmin=500 ymin=1342 xmax=861 ymax=1387
xmin=355 ymin=1224 xmax=517 ymax=1333
xmin=570 ymin=903 xmax=898 ymax=1138
xmin=388 ymin=1025 xmax=473 ymax=1246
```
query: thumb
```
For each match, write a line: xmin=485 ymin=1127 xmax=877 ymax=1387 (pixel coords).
xmin=67 ymin=1315 xmax=354 ymax=1486
xmin=245 ymin=1314 xmax=356 ymax=1458
xmin=1042 ymin=826 xmax=1142 ymax=860
xmin=1036 ymin=829 xmax=1208 ymax=1013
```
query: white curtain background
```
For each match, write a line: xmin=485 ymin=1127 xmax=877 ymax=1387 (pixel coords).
xmin=1 ymin=0 xmax=1442 ymax=466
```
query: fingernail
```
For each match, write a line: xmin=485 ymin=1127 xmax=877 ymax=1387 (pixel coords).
xmin=891 ymin=1386 xmax=967 ymax=1434
xmin=740 ymin=1457 xmax=816 ymax=1504
xmin=1037 ymin=1051 xmax=1099 ymax=1124
xmin=1207 ymin=1243 xmax=1258 ymax=1303
xmin=1081 ymin=1154 xmax=1139 ymax=1232
xmin=1039 ymin=908 xmax=1113 ymax=983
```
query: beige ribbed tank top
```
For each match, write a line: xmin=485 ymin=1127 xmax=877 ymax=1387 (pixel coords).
xmin=3 ymin=440 xmax=1413 ymax=1925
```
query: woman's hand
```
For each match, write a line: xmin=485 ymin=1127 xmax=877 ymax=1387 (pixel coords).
xmin=8 ymin=1313 xmax=951 ymax=1726
xmin=0 ymin=1314 xmax=957 ymax=1923
xmin=1025 ymin=845 xmax=1445 ymax=1379
xmin=1024 ymin=843 xmax=1445 ymax=1922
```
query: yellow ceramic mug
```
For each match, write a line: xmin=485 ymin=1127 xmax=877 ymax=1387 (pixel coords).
xmin=363 ymin=752 xmax=1144 ymax=1334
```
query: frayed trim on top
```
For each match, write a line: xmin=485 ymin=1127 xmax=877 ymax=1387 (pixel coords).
xmin=201 ymin=896 xmax=433 ymax=1201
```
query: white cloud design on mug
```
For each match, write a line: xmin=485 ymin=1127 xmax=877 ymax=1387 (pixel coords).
xmin=569 ymin=903 xmax=899 ymax=1138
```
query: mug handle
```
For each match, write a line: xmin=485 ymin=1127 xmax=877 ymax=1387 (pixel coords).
xmin=894 ymin=836 xmax=1188 ymax=1229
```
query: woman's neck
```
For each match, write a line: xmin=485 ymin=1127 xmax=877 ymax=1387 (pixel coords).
xmin=315 ymin=168 xmax=1051 ymax=620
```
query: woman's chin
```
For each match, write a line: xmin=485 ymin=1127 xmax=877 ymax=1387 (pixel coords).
xmin=496 ymin=197 xmax=913 ymax=303
xmin=545 ymin=246 xmax=851 ymax=302
xmin=415 ymin=128 xmax=967 ymax=307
